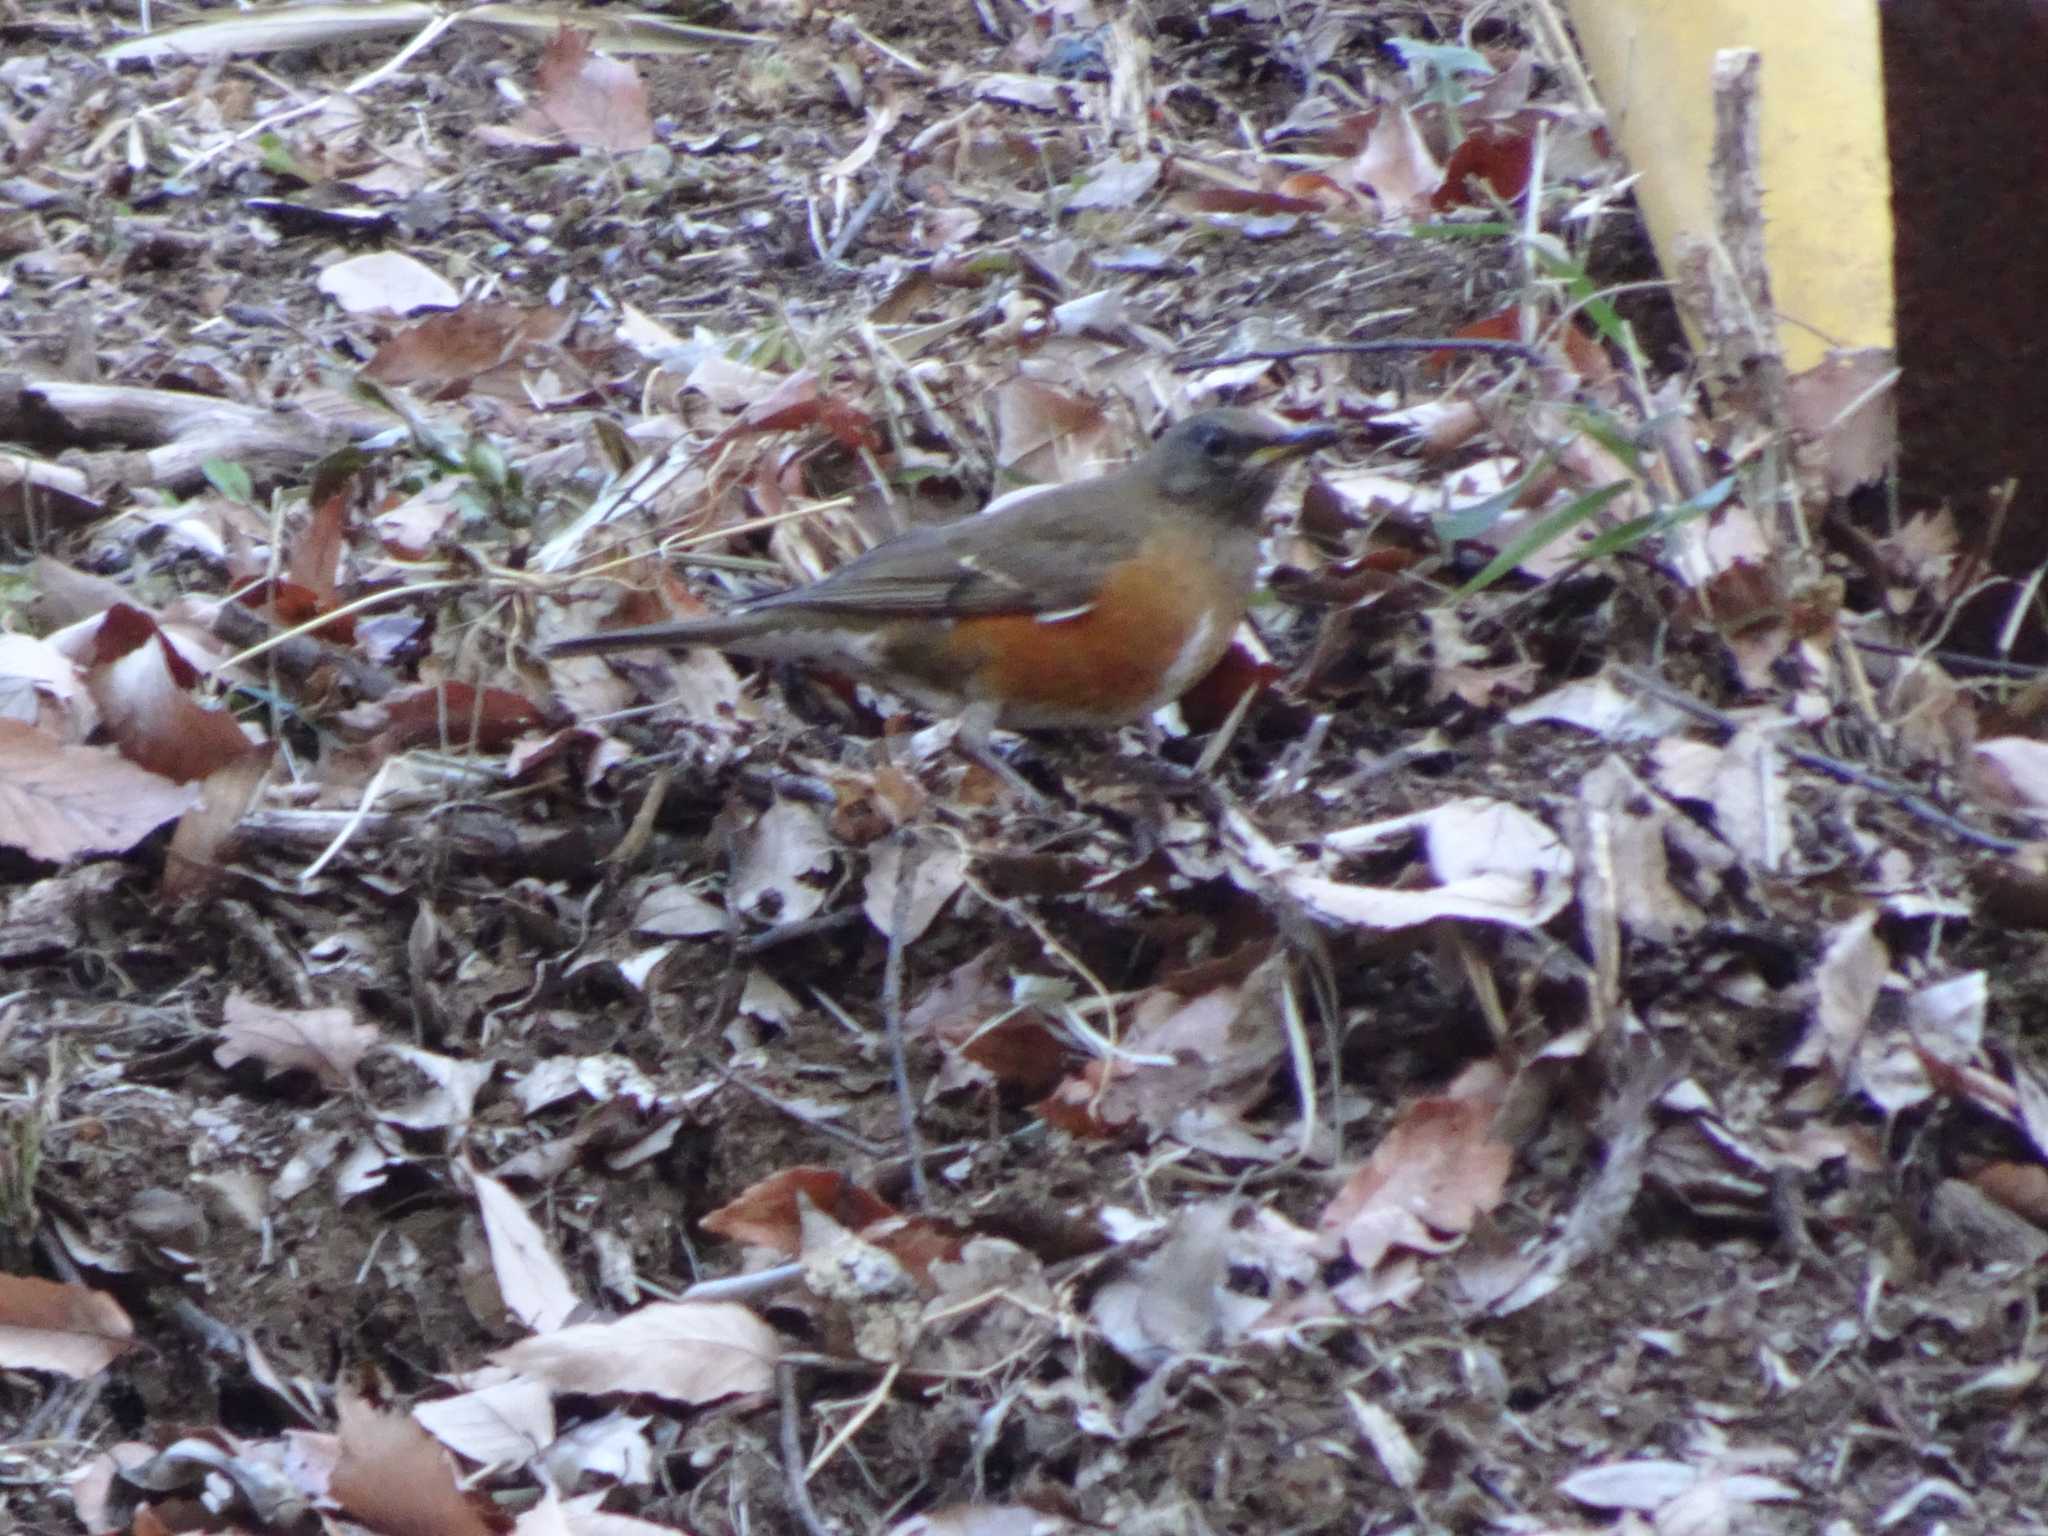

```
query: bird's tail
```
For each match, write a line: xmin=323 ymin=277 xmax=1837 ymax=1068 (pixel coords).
xmin=546 ymin=610 xmax=781 ymax=658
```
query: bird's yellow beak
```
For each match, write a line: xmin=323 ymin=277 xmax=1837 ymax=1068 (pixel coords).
xmin=1248 ymin=424 xmax=1342 ymax=465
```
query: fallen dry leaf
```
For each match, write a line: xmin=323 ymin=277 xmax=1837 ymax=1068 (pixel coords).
xmin=0 ymin=1273 xmax=136 ymax=1377
xmin=318 ymin=250 xmax=459 ymax=315
xmin=493 ymin=1302 xmax=780 ymax=1404
xmin=701 ymin=1167 xmax=897 ymax=1255
xmin=214 ymin=991 xmax=382 ymax=1090
xmin=0 ymin=720 xmax=198 ymax=862
xmin=333 ymin=1382 xmax=497 ymax=1536
xmin=1320 ymin=1075 xmax=1513 ymax=1272
xmin=533 ymin=28 xmax=654 ymax=152
xmin=472 ymin=1169 xmax=582 ymax=1333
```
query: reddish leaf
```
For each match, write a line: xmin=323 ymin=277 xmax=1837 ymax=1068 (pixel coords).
xmin=1320 ymin=1078 xmax=1512 ymax=1271
xmin=1174 ymin=640 xmax=1280 ymax=733
xmin=86 ymin=624 xmax=257 ymax=784
xmin=289 ymin=488 xmax=350 ymax=608
xmin=1184 ymin=185 xmax=1323 ymax=216
xmin=88 ymin=604 xmax=193 ymax=680
xmin=348 ymin=683 xmax=551 ymax=755
xmin=701 ymin=1168 xmax=898 ymax=1255
xmin=1432 ymin=125 xmax=1535 ymax=209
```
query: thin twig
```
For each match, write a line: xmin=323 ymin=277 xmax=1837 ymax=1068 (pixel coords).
xmin=1176 ymin=337 xmax=1547 ymax=372
xmin=1615 ymin=666 xmax=2024 ymax=853
xmin=1851 ymin=636 xmax=2048 ymax=681
xmin=741 ymin=907 xmax=868 ymax=954
xmin=806 ymin=1361 xmax=902 ymax=1479
xmin=679 ymin=1261 xmax=804 ymax=1302
xmin=777 ymin=1361 xmax=835 ymax=1536
xmin=829 ymin=169 xmax=896 ymax=262
xmin=883 ymin=830 xmax=930 ymax=1206
xmin=721 ymin=1071 xmax=894 ymax=1157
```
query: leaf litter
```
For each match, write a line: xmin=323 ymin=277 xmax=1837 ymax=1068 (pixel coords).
xmin=4 ymin=2 xmax=2048 ymax=1534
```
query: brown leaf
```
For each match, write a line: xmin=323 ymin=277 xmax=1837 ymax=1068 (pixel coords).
xmin=1973 ymin=1161 xmax=2048 ymax=1230
xmin=534 ymin=28 xmax=653 ymax=152
xmin=332 ymin=1383 xmax=498 ymax=1536
xmin=364 ymin=302 xmax=574 ymax=389
xmin=85 ymin=610 xmax=257 ymax=784
xmin=0 ymin=720 xmax=199 ymax=862
xmin=0 ymin=1273 xmax=135 ymax=1378
xmin=161 ymin=744 xmax=277 ymax=902
xmin=215 ymin=990 xmax=381 ymax=1090
xmin=341 ymin=682 xmax=552 ymax=756
xmin=701 ymin=1168 xmax=897 ymax=1255
xmin=288 ymin=487 xmax=351 ymax=611
xmin=1319 ymin=1086 xmax=1512 ymax=1270
xmin=1035 ymin=965 xmax=1288 ymax=1140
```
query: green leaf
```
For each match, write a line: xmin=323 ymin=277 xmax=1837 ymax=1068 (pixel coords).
xmin=203 ymin=459 xmax=254 ymax=504
xmin=1433 ymin=456 xmax=1555 ymax=542
xmin=1385 ymin=39 xmax=1494 ymax=78
xmin=1575 ymin=476 xmax=1734 ymax=562
xmin=1410 ymin=221 xmax=1518 ymax=242
xmin=1449 ymin=480 xmax=1632 ymax=599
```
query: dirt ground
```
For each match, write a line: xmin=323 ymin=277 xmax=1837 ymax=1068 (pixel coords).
xmin=5 ymin=2 xmax=2048 ymax=1534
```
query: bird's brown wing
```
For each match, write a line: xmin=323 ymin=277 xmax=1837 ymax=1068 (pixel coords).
xmin=738 ymin=483 xmax=1146 ymax=621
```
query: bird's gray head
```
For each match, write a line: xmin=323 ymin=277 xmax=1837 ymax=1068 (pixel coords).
xmin=1144 ymin=408 xmax=1340 ymax=524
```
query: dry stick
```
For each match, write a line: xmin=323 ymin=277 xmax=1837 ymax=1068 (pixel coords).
xmin=829 ymin=169 xmax=896 ymax=262
xmin=1851 ymin=636 xmax=2048 ymax=680
xmin=720 ymin=1071 xmax=894 ymax=1158
xmin=605 ymin=766 xmax=672 ymax=867
xmin=884 ymin=830 xmax=931 ymax=1207
xmin=806 ymin=1362 xmax=903 ymax=1480
xmin=1615 ymin=667 xmax=2024 ymax=854
xmin=1175 ymin=337 xmax=1548 ymax=372
xmin=209 ymin=600 xmax=398 ymax=702
xmin=776 ymin=1362 xmax=835 ymax=1536
xmin=741 ymin=907 xmax=868 ymax=954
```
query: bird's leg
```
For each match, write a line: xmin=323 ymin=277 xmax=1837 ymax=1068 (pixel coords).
xmin=956 ymin=702 xmax=1051 ymax=806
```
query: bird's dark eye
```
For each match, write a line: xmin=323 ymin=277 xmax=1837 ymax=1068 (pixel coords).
xmin=1203 ymin=430 xmax=1233 ymax=459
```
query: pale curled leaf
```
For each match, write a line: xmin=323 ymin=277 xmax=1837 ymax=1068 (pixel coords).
xmin=1234 ymin=798 xmax=1572 ymax=933
xmin=730 ymin=799 xmax=834 ymax=925
xmin=412 ymin=1376 xmax=555 ymax=1468
xmin=538 ymin=1410 xmax=653 ymax=1489
xmin=888 ymin=1507 xmax=1083 ymax=1536
xmin=1345 ymin=1392 xmax=1421 ymax=1492
xmin=318 ymin=251 xmax=459 ymax=316
xmin=864 ymin=838 xmax=967 ymax=942
xmin=379 ymin=1044 xmax=496 ymax=1130
xmin=0 ymin=1273 xmax=136 ymax=1378
xmin=215 ymin=991 xmax=382 ymax=1089
xmin=472 ymin=1170 xmax=581 ymax=1333
xmin=1559 ymin=1459 xmax=1699 ymax=1511
xmin=492 ymin=1302 xmax=780 ymax=1403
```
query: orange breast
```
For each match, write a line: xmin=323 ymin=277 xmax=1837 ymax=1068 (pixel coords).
xmin=946 ymin=535 xmax=1248 ymax=728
